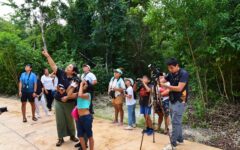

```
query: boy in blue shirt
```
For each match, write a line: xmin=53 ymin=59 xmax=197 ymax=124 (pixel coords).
xmin=19 ymin=64 xmax=37 ymax=122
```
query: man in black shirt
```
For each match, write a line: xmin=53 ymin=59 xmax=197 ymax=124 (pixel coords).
xmin=161 ymin=58 xmax=189 ymax=148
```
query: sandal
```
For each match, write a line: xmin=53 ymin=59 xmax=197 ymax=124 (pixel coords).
xmin=32 ymin=117 xmax=38 ymax=121
xmin=70 ymin=136 xmax=79 ymax=142
xmin=23 ymin=118 xmax=27 ymax=123
xmin=164 ymin=129 xmax=169 ymax=135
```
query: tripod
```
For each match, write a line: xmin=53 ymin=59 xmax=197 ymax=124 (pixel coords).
xmin=139 ymin=79 xmax=173 ymax=150
xmin=139 ymin=79 xmax=158 ymax=150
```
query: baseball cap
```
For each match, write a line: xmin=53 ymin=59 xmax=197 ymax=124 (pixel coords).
xmin=124 ymin=78 xmax=134 ymax=85
xmin=82 ymin=64 xmax=91 ymax=70
xmin=114 ymin=68 xmax=123 ymax=75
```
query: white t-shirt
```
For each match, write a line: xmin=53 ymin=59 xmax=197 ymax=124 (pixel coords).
xmin=108 ymin=77 xmax=126 ymax=97
xmin=125 ymin=86 xmax=136 ymax=106
xmin=52 ymin=76 xmax=58 ymax=90
xmin=41 ymin=75 xmax=54 ymax=90
xmin=81 ymin=72 xmax=97 ymax=85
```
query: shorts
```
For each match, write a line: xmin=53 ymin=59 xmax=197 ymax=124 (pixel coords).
xmin=21 ymin=92 xmax=34 ymax=102
xmin=140 ymin=105 xmax=152 ymax=115
xmin=112 ymin=95 xmax=123 ymax=105
xmin=155 ymin=99 xmax=170 ymax=116
xmin=77 ymin=114 xmax=93 ymax=138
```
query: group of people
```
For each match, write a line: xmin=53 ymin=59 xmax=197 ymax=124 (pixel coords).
xmin=19 ymin=65 xmax=56 ymax=122
xmin=108 ymin=58 xmax=189 ymax=149
xmin=19 ymin=48 xmax=189 ymax=150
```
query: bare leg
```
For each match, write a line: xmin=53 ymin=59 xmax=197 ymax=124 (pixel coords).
xmin=158 ymin=112 xmax=164 ymax=130
xmin=30 ymin=102 xmax=36 ymax=118
xmin=164 ymin=116 xmax=170 ymax=132
xmin=89 ymin=137 xmax=94 ymax=150
xmin=22 ymin=102 xmax=27 ymax=119
xmin=114 ymin=104 xmax=118 ymax=122
xmin=146 ymin=115 xmax=153 ymax=128
xmin=118 ymin=104 xmax=124 ymax=123
xmin=79 ymin=137 xmax=86 ymax=150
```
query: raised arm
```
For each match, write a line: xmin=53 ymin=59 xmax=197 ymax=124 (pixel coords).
xmin=42 ymin=49 xmax=57 ymax=73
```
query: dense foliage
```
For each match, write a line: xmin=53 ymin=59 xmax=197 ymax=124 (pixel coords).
xmin=0 ymin=0 xmax=239 ymax=105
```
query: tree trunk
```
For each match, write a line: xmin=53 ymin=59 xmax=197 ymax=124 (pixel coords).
xmin=217 ymin=64 xmax=229 ymax=101
xmin=185 ymin=27 xmax=205 ymax=106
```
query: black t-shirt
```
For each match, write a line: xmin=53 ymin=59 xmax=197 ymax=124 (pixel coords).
xmin=55 ymin=68 xmax=79 ymax=103
xmin=165 ymin=68 xmax=189 ymax=104
xmin=36 ymin=79 xmax=43 ymax=95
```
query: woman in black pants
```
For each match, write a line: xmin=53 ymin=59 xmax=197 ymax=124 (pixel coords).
xmin=41 ymin=68 xmax=54 ymax=111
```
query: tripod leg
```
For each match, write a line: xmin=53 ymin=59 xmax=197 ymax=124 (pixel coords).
xmin=140 ymin=132 xmax=144 ymax=150
xmin=153 ymin=107 xmax=155 ymax=143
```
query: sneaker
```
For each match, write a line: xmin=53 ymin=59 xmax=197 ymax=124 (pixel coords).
xmin=162 ymin=144 xmax=176 ymax=150
xmin=36 ymin=114 xmax=41 ymax=118
xmin=124 ymin=126 xmax=133 ymax=130
xmin=56 ymin=138 xmax=64 ymax=147
xmin=142 ymin=128 xmax=149 ymax=134
xmin=132 ymin=124 xmax=137 ymax=128
xmin=147 ymin=129 xmax=154 ymax=136
xmin=177 ymin=139 xmax=184 ymax=144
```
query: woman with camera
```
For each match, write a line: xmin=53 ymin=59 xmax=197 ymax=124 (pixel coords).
xmin=108 ymin=68 xmax=126 ymax=126
xmin=42 ymin=49 xmax=79 ymax=147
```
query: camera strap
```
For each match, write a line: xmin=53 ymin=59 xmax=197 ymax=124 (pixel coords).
xmin=110 ymin=77 xmax=121 ymax=89
xmin=24 ymin=71 xmax=32 ymax=85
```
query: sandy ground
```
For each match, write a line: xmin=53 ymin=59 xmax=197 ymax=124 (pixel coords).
xmin=0 ymin=97 xmax=220 ymax=150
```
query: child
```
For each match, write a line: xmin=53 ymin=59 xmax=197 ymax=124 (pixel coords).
xmin=77 ymin=81 xmax=94 ymax=150
xmin=155 ymin=74 xmax=170 ymax=134
xmin=124 ymin=78 xmax=136 ymax=130
xmin=35 ymin=75 xmax=49 ymax=118
xmin=138 ymin=75 xmax=154 ymax=135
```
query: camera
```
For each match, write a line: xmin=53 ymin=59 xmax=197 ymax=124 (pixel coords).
xmin=136 ymin=78 xmax=143 ymax=87
xmin=148 ymin=64 xmax=161 ymax=80
xmin=72 ymin=76 xmax=81 ymax=85
xmin=109 ymin=90 xmax=116 ymax=99
xmin=23 ymin=83 xmax=29 ymax=90
xmin=124 ymin=90 xmax=128 ymax=95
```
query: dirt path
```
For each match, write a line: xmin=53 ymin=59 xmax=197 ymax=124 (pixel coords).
xmin=0 ymin=97 xmax=220 ymax=150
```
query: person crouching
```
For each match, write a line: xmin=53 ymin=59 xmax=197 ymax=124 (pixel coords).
xmin=77 ymin=81 xmax=94 ymax=150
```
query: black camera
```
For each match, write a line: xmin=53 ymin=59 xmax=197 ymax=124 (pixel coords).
xmin=124 ymin=90 xmax=128 ymax=95
xmin=136 ymin=78 xmax=143 ymax=87
xmin=72 ymin=76 xmax=81 ymax=85
xmin=0 ymin=107 xmax=8 ymax=114
xmin=148 ymin=64 xmax=161 ymax=80
xmin=109 ymin=90 xmax=116 ymax=99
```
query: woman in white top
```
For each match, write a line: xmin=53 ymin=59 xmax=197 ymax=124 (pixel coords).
xmin=41 ymin=68 xmax=55 ymax=111
xmin=108 ymin=68 xmax=126 ymax=125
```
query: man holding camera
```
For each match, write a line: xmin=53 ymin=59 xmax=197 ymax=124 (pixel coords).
xmin=161 ymin=58 xmax=189 ymax=149
xmin=19 ymin=64 xmax=37 ymax=122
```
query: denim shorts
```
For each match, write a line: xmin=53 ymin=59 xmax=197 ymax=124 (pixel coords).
xmin=77 ymin=114 xmax=93 ymax=138
xmin=155 ymin=99 xmax=170 ymax=116
xmin=140 ymin=105 xmax=152 ymax=115
xmin=162 ymin=99 xmax=170 ymax=116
